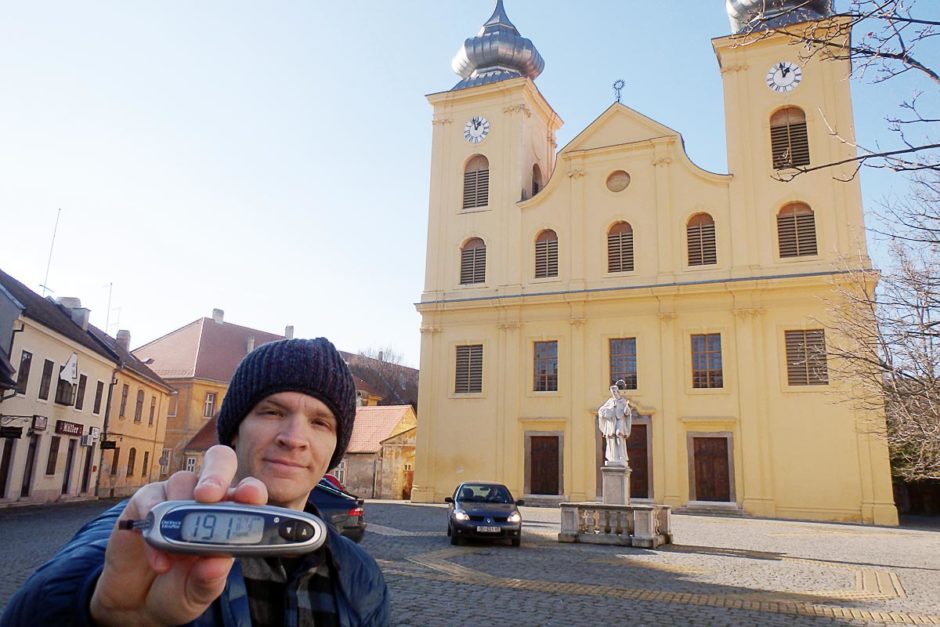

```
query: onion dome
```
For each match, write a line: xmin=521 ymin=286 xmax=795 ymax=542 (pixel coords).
xmin=451 ymin=0 xmax=544 ymax=91
xmin=726 ymin=0 xmax=833 ymax=34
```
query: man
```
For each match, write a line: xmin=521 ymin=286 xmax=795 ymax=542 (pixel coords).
xmin=1 ymin=338 xmax=390 ymax=626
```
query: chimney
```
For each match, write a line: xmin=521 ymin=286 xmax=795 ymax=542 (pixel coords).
xmin=212 ymin=308 xmax=224 ymax=324
xmin=246 ymin=335 xmax=255 ymax=353
xmin=378 ymin=350 xmax=384 ymax=362
xmin=117 ymin=330 xmax=131 ymax=351
xmin=58 ymin=297 xmax=90 ymax=331
xmin=284 ymin=325 xmax=294 ymax=339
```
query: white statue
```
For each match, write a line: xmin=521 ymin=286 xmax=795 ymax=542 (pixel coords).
xmin=597 ymin=379 xmax=633 ymax=466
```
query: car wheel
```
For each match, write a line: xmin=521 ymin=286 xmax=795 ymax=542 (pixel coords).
xmin=450 ymin=530 xmax=462 ymax=546
xmin=446 ymin=524 xmax=451 ymax=537
xmin=511 ymin=537 xmax=521 ymax=547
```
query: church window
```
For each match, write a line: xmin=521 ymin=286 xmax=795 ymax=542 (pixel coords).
xmin=535 ymin=230 xmax=559 ymax=278
xmin=533 ymin=341 xmax=558 ymax=392
xmin=770 ymin=107 xmax=810 ymax=169
xmin=607 ymin=222 xmax=635 ymax=273
xmin=609 ymin=338 xmax=637 ymax=389
xmin=691 ymin=333 xmax=723 ymax=388
xmin=785 ymin=330 xmax=829 ymax=385
xmin=777 ymin=202 xmax=817 ymax=257
xmin=459 ymin=238 xmax=486 ymax=285
xmin=532 ymin=164 xmax=543 ymax=197
xmin=463 ymin=155 xmax=490 ymax=209
xmin=455 ymin=344 xmax=483 ymax=394
xmin=687 ymin=214 xmax=717 ymax=266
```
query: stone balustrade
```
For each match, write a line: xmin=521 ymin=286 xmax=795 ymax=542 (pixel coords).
xmin=558 ymin=502 xmax=672 ymax=548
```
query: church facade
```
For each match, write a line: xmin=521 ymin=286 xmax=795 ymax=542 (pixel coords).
xmin=412 ymin=0 xmax=898 ymax=525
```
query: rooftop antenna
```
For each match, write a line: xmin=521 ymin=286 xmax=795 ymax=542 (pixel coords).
xmin=41 ymin=208 xmax=62 ymax=297
xmin=613 ymin=79 xmax=625 ymax=104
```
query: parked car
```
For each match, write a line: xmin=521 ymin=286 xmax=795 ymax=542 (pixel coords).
xmin=445 ymin=481 xmax=524 ymax=547
xmin=308 ymin=477 xmax=366 ymax=542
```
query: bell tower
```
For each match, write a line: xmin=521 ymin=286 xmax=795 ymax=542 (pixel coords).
xmin=420 ymin=0 xmax=562 ymax=302
xmin=712 ymin=0 xmax=870 ymax=270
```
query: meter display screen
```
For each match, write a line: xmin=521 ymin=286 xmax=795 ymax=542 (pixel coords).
xmin=181 ymin=512 xmax=265 ymax=544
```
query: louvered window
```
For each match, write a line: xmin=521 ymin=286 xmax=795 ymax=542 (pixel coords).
xmin=463 ymin=155 xmax=490 ymax=209
xmin=607 ymin=222 xmax=634 ymax=273
xmin=609 ymin=338 xmax=638 ymax=389
xmin=534 ymin=341 xmax=558 ymax=392
xmin=770 ymin=107 xmax=810 ymax=169
xmin=687 ymin=214 xmax=717 ymax=266
xmin=532 ymin=164 xmax=543 ymax=197
xmin=785 ymin=329 xmax=829 ymax=385
xmin=691 ymin=333 xmax=723 ymax=388
xmin=777 ymin=203 xmax=817 ymax=257
xmin=535 ymin=230 xmax=559 ymax=278
xmin=459 ymin=238 xmax=486 ymax=285
xmin=455 ymin=344 xmax=483 ymax=394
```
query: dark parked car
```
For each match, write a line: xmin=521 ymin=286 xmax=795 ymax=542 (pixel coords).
xmin=445 ymin=481 xmax=524 ymax=547
xmin=308 ymin=477 xmax=366 ymax=542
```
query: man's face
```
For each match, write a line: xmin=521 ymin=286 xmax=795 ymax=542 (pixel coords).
xmin=232 ymin=391 xmax=337 ymax=510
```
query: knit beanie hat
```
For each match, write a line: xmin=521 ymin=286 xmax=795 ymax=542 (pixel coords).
xmin=217 ymin=337 xmax=356 ymax=471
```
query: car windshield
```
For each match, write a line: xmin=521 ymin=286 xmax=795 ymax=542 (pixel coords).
xmin=457 ymin=484 xmax=513 ymax=504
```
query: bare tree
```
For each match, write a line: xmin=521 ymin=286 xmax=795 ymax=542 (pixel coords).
xmin=825 ymin=173 xmax=940 ymax=480
xmin=741 ymin=0 xmax=940 ymax=180
xmin=357 ymin=346 xmax=404 ymax=365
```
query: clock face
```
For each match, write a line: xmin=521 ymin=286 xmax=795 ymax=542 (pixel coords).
xmin=766 ymin=61 xmax=803 ymax=93
xmin=464 ymin=116 xmax=490 ymax=144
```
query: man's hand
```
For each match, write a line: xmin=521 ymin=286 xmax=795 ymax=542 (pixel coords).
xmin=89 ymin=445 xmax=267 ymax=627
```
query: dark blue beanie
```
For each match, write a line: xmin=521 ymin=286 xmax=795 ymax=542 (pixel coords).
xmin=217 ymin=338 xmax=356 ymax=471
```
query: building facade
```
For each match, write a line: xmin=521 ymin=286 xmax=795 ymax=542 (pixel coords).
xmin=0 ymin=270 xmax=113 ymax=506
xmin=412 ymin=1 xmax=898 ymax=525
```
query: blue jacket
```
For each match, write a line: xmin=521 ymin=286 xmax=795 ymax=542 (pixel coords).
xmin=0 ymin=502 xmax=390 ymax=627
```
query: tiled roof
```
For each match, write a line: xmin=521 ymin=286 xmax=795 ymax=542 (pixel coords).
xmin=183 ymin=416 xmax=220 ymax=452
xmin=0 ymin=267 xmax=116 ymax=362
xmin=347 ymin=405 xmax=414 ymax=454
xmin=88 ymin=326 xmax=173 ymax=392
xmin=341 ymin=353 xmax=419 ymax=409
xmin=134 ymin=318 xmax=284 ymax=382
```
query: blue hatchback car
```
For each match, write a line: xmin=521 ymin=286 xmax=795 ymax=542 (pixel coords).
xmin=445 ymin=482 xmax=524 ymax=547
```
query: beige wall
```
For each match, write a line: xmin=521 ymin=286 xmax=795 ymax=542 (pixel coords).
xmin=161 ymin=378 xmax=227 ymax=474
xmin=97 ymin=369 xmax=171 ymax=498
xmin=0 ymin=318 xmax=113 ymax=506
xmin=412 ymin=23 xmax=897 ymax=525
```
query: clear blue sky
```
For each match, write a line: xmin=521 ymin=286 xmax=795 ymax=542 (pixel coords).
xmin=0 ymin=1 xmax=926 ymax=367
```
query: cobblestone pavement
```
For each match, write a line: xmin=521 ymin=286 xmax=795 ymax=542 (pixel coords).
xmin=2 ymin=499 xmax=939 ymax=625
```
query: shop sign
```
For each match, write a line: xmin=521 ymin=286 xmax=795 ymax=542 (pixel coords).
xmin=32 ymin=415 xmax=47 ymax=431
xmin=0 ymin=427 xmax=23 ymax=439
xmin=100 ymin=440 xmax=117 ymax=450
xmin=55 ymin=420 xmax=84 ymax=436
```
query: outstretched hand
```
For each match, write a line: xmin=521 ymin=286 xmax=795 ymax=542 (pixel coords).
xmin=89 ymin=445 xmax=267 ymax=627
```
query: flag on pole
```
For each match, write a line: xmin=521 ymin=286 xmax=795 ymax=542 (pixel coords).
xmin=60 ymin=352 xmax=78 ymax=382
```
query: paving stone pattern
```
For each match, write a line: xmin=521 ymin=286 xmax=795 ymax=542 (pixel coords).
xmin=2 ymin=498 xmax=939 ymax=625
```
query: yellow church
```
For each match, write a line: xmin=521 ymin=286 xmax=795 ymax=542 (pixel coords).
xmin=412 ymin=0 xmax=898 ymax=526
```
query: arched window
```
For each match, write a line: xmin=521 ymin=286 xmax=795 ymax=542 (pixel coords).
xmin=460 ymin=238 xmax=486 ymax=285
xmin=463 ymin=155 xmax=489 ymax=209
xmin=532 ymin=164 xmax=543 ymax=197
xmin=535 ymin=230 xmax=559 ymax=278
xmin=770 ymin=107 xmax=810 ymax=169
xmin=687 ymin=214 xmax=717 ymax=266
xmin=607 ymin=222 xmax=634 ymax=273
xmin=126 ymin=448 xmax=136 ymax=477
xmin=777 ymin=202 xmax=817 ymax=257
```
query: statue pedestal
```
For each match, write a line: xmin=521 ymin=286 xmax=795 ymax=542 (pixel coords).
xmin=601 ymin=464 xmax=631 ymax=505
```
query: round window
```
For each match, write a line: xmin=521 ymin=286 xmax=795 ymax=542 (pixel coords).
xmin=606 ymin=170 xmax=631 ymax=192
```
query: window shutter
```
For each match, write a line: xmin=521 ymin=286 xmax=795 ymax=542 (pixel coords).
xmin=460 ymin=239 xmax=486 ymax=285
xmin=778 ymin=204 xmax=817 ymax=257
xmin=785 ymin=330 xmax=829 ymax=385
xmin=771 ymin=108 xmax=810 ymax=169
xmin=535 ymin=231 xmax=559 ymax=278
xmin=607 ymin=223 xmax=634 ymax=273
xmin=455 ymin=345 xmax=483 ymax=393
xmin=687 ymin=216 xmax=716 ymax=266
xmin=463 ymin=156 xmax=490 ymax=209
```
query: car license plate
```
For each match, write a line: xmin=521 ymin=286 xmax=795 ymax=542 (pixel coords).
xmin=476 ymin=526 xmax=500 ymax=533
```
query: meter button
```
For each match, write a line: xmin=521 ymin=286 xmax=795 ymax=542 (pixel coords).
xmin=295 ymin=521 xmax=315 ymax=541
xmin=278 ymin=522 xmax=296 ymax=541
